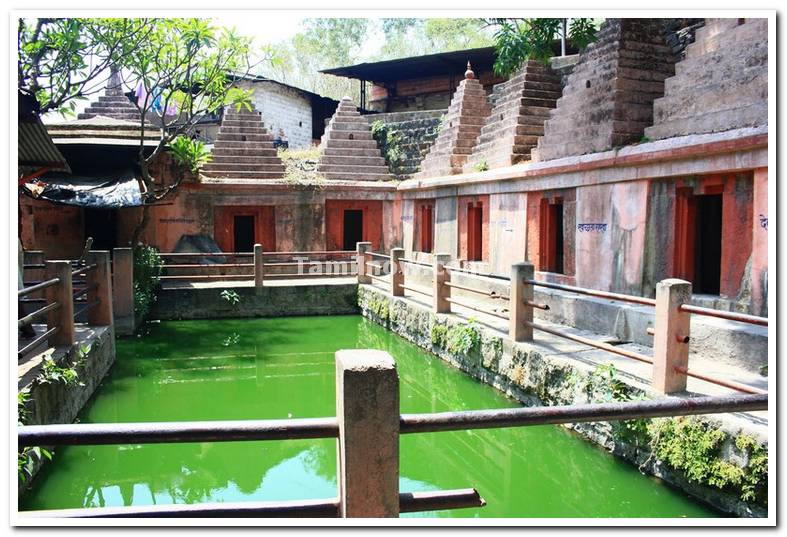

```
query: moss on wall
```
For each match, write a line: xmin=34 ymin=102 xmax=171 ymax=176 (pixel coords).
xmin=357 ymin=285 xmax=768 ymax=517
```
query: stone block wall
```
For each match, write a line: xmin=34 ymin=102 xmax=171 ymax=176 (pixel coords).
xmin=644 ymin=18 xmax=768 ymax=140
xmin=531 ymin=19 xmax=678 ymax=162
xmin=366 ymin=110 xmax=444 ymax=178
xmin=238 ymin=80 xmax=313 ymax=149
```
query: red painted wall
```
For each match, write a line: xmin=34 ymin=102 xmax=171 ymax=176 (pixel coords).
xmin=214 ymin=205 xmax=276 ymax=252
xmin=325 ymin=199 xmax=383 ymax=251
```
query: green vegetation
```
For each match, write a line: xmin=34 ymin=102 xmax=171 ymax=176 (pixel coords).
xmin=583 ymin=363 xmax=767 ymax=506
xmin=133 ymin=245 xmax=162 ymax=321
xmin=370 ymin=120 xmax=405 ymax=171
xmin=278 ymin=147 xmax=325 ymax=186
xmin=167 ymin=136 xmax=213 ymax=175
xmin=366 ymin=294 xmax=390 ymax=322
xmin=473 ymin=159 xmax=490 ymax=172
xmin=648 ymin=419 xmax=767 ymax=506
xmin=18 ymin=389 xmax=52 ymax=484
xmin=488 ymin=18 xmax=598 ymax=75
xmin=430 ymin=321 xmax=449 ymax=349
xmin=220 ymin=289 xmax=241 ymax=306
xmin=444 ymin=319 xmax=482 ymax=356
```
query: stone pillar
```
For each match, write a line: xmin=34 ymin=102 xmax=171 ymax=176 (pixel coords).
xmin=86 ymin=251 xmax=113 ymax=326
xmin=254 ymin=244 xmax=264 ymax=287
xmin=509 ymin=262 xmax=534 ymax=342
xmin=112 ymin=248 xmax=134 ymax=335
xmin=356 ymin=242 xmax=372 ymax=284
xmin=433 ymin=253 xmax=451 ymax=313
xmin=335 ymin=349 xmax=400 ymax=518
xmin=45 ymin=260 xmax=75 ymax=346
xmin=390 ymin=248 xmax=404 ymax=297
xmin=653 ymin=279 xmax=692 ymax=394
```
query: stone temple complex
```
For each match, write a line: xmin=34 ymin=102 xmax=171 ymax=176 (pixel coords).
xmin=20 ymin=17 xmax=769 ymax=316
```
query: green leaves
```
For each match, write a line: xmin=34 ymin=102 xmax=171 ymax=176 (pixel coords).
xmin=490 ymin=18 xmax=599 ymax=76
xmin=36 ymin=355 xmax=85 ymax=387
xmin=133 ymin=245 xmax=162 ymax=320
xmin=167 ymin=135 xmax=213 ymax=174
xmin=220 ymin=290 xmax=241 ymax=306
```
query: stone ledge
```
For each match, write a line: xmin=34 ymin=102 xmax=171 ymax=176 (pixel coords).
xmin=357 ymin=284 xmax=768 ymax=517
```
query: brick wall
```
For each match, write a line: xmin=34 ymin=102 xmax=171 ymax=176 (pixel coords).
xmin=238 ymin=81 xmax=313 ymax=149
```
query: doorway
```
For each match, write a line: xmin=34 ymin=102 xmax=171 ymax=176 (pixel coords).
xmin=343 ymin=210 xmax=363 ymax=251
xmin=467 ymin=203 xmax=483 ymax=261
xmin=233 ymin=215 xmax=255 ymax=252
xmin=693 ymin=194 xmax=723 ymax=294
xmin=83 ymin=208 xmax=117 ymax=251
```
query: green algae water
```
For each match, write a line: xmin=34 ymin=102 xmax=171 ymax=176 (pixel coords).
xmin=21 ymin=315 xmax=718 ymax=518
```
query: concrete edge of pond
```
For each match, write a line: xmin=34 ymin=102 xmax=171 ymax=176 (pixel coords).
xmin=18 ymin=326 xmax=116 ymax=495
xmin=151 ymin=281 xmax=359 ymax=320
xmin=356 ymin=284 xmax=768 ymax=519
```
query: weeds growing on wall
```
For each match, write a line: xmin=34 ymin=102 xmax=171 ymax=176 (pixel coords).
xmin=585 ymin=363 xmax=767 ymax=506
xmin=17 ymin=389 xmax=52 ymax=483
xmin=133 ymin=245 xmax=162 ymax=321
xmin=444 ymin=319 xmax=482 ymax=356
xmin=220 ymin=289 xmax=241 ymax=306
xmin=279 ymin=147 xmax=326 ymax=186
xmin=370 ymin=120 xmax=405 ymax=170
xmin=473 ymin=159 xmax=490 ymax=172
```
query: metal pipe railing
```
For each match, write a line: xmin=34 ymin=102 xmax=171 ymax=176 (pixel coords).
xmin=680 ymin=304 xmax=768 ymax=326
xmin=71 ymin=263 xmax=98 ymax=278
xmin=22 ymin=489 xmax=485 ymax=519
xmin=18 ymin=302 xmax=60 ymax=328
xmin=17 ymin=327 xmax=59 ymax=358
xmin=399 ymin=394 xmax=767 ymax=434
xmin=446 ymin=297 xmax=508 ymax=320
xmin=527 ymin=320 xmax=653 ymax=365
xmin=18 ymin=277 xmax=60 ymax=297
xmin=526 ymin=279 xmax=656 ymax=307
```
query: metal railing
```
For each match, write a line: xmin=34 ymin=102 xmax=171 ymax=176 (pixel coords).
xmin=156 ymin=247 xmax=357 ymax=284
xmin=18 ymin=252 xmax=113 ymax=360
xmin=17 ymin=350 xmax=767 ymax=518
xmin=356 ymin=246 xmax=768 ymax=397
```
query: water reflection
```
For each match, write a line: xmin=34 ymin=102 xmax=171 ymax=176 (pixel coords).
xmin=22 ymin=316 xmax=717 ymax=518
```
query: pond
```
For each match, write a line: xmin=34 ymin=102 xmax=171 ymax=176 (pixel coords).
xmin=21 ymin=315 xmax=718 ymax=518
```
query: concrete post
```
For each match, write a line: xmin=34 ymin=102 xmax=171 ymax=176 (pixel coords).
xmin=390 ymin=248 xmax=404 ymax=297
xmin=335 ymin=349 xmax=400 ymax=518
xmin=509 ymin=262 xmax=534 ymax=342
xmin=112 ymin=248 xmax=134 ymax=335
xmin=356 ymin=242 xmax=372 ymax=284
xmin=653 ymin=279 xmax=692 ymax=394
xmin=433 ymin=253 xmax=451 ymax=313
xmin=45 ymin=260 xmax=75 ymax=346
xmin=86 ymin=251 xmax=114 ymax=326
xmin=254 ymin=244 xmax=264 ymax=287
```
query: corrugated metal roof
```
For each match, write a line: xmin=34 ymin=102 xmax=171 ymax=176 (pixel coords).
xmin=18 ymin=115 xmax=71 ymax=173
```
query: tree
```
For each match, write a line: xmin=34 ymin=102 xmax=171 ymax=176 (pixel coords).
xmin=18 ymin=17 xmax=276 ymax=244
xmin=487 ymin=18 xmax=599 ymax=76
xmin=18 ymin=18 xmax=153 ymax=116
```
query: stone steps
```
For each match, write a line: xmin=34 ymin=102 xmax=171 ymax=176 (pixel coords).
xmin=201 ymin=170 xmax=284 ymax=180
xmin=215 ymin=132 xmax=274 ymax=143
xmin=318 ymin=97 xmax=393 ymax=181
xmin=202 ymin=162 xmax=285 ymax=173
xmin=319 ymin=155 xmax=386 ymax=166
xmin=210 ymin=155 xmax=283 ymax=164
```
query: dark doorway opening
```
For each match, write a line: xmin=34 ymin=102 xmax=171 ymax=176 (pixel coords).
xmin=467 ymin=203 xmax=484 ymax=261
xmin=552 ymin=201 xmax=564 ymax=275
xmin=693 ymin=194 xmax=723 ymax=294
xmin=343 ymin=210 xmax=363 ymax=251
xmin=233 ymin=215 xmax=255 ymax=252
xmin=84 ymin=209 xmax=117 ymax=251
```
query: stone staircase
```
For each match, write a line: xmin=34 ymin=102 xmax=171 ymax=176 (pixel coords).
xmin=318 ymin=98 xmax=392 ymax=181
xmin=531 ymin=19 xmax=677 ymax=162
xmin=77 ymin=68 xmax=141 ymax=122
xmin=415 ymin=64 xmax=491 ymax=178
xmin=644 ymin=18 xmax=768 ymax=140
xmin=464 ymin=60 xmax=563 ymax=171
xmin=201 ymin=107 xmax=285 ymax=180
